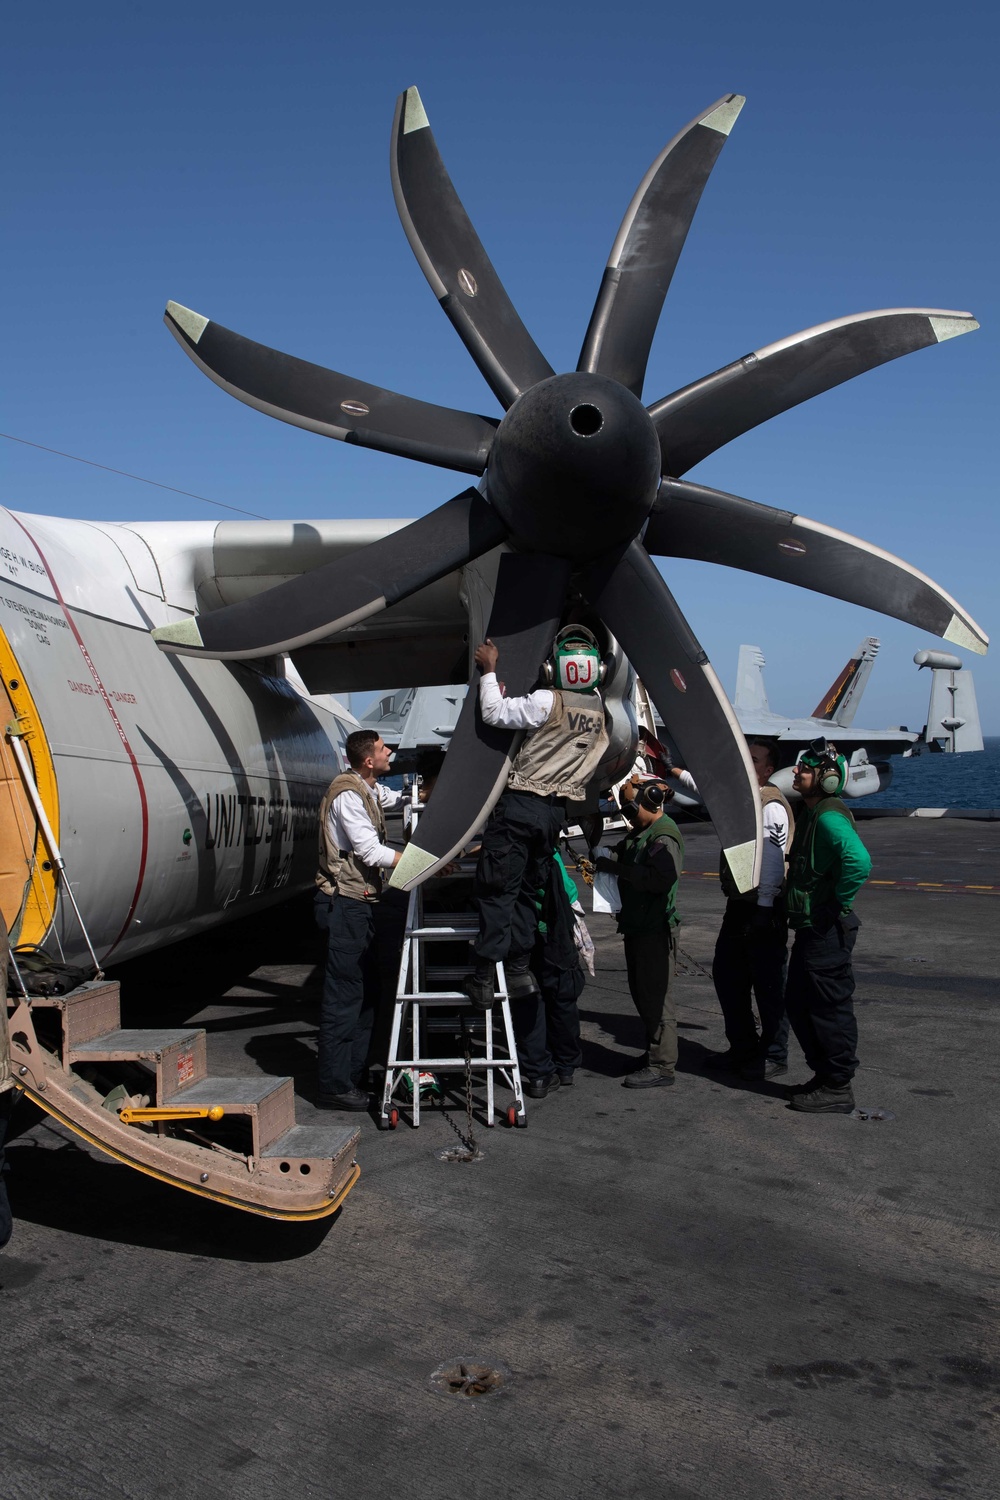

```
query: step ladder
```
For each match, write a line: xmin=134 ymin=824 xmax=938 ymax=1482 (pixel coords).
xmin=5 ymin=980 xmax=360 ymax=1220
xmin=379 ymin=865 xmax=526 ymax=1131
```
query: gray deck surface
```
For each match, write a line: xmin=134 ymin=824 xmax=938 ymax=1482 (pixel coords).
xmin=2 ymin=819 xmax=997 ymax=1500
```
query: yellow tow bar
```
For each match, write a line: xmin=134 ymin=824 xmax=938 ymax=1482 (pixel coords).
xmin=119 ymin=1104 xmax=226 ymax=1125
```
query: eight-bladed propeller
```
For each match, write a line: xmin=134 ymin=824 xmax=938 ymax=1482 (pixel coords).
xmin=153 ymin=87 xmax=987 ymax=893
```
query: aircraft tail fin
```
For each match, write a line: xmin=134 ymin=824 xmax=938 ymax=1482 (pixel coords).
xmin=811 ymin=637 xmax=880 ymax=726
xmin=734 ymin=645 xmax=769 ymax=715
xmin=917 ymin=650 xmax=984 ymax=753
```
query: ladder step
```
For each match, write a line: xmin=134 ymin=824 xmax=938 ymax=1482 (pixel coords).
xmin=70 ymin=1027 xmax=203 ymax=1057
xmin=30 ymin=980 xmax=122 ymax=1050
xmin=177 ymin=1075 xmax=296 ymax=1154
xmin=69 ymin=1027 xmax=208 ymax=1102
xmin=408 ymin=926 xmax=477 ymax=939
xmin=262 ymin=1124 xmax=358 ymax=1163
xmin=398 ymin=990 xmax=507 ymax=1003
xmin=416 ymin=912 xmax=476 ymax=925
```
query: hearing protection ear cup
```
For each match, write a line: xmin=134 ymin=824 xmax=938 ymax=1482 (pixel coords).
xmin=818 ymin=756 xmax=848 ymax=795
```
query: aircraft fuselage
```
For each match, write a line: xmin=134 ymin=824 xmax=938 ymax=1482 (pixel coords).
xmin=0 ymin=509 xmax=353 ymax=968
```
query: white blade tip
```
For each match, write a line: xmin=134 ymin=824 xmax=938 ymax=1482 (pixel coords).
xmin=402 ymin=86 xmax=429 ymax=135
xmin=152 ymin=617 xmax=204 ymax=650
xmin=944 ymin=614 xmax=988 ymax=655
xmin=929 ymin=314 xmax=978 ymax=342
xmin=389 ymin=841 xmax=439 ymax=889
xmin=723 ymin=839 xmax=758 ymax=895
xmin=165 ymin=301 xmax=209 ymax=345
xmin=702 ymin=95 xmax=745 ymax=137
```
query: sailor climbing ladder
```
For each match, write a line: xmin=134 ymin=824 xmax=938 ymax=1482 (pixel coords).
xmin=379 ymin=792 xmax=526 ymax=1130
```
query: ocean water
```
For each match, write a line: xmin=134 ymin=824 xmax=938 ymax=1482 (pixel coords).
xmin=860 ymin=736 xmax=1000 ymax=810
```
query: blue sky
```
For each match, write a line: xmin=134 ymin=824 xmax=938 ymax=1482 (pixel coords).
xmin=4 ymin=1 xmax=997 ymax=729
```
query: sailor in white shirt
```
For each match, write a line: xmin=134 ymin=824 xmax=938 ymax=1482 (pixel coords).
xmin=463 ymin=631 xmax=609 ymax=1012
xmin=701 ymin=739 xmax=795 ymax=1081
xmin=314 ymin=731 xmax=405 ymax=1110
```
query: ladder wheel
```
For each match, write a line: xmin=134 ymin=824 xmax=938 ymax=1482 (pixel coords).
xmin=508 ymin=1104 xmax=526 ymax=1128
xmin=388 ymin=1107 xmax=399 ymax=1130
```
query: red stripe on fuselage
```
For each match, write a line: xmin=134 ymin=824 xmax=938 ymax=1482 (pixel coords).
xmin=8 ymin=513 xmax=150 ymax=959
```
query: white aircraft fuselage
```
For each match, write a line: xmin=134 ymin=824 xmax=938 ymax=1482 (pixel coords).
xmin=0 ymin=509 xmax=354 ymax=969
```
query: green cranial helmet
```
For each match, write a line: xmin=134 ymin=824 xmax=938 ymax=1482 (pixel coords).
xmin=543 ymin=626 xmax=605 ymax=694
xmin=798 ymin=737 xmax=849 ymax=796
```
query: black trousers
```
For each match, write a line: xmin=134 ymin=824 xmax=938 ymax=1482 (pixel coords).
xmin=314 ymin=892 xmax=404 ymax=1097
xmin=711 ymin=901 xmax=790 ymax=1062
xmin=512 ymin=943 xmax=584 ymax=1080
xmin=784 ymin=914 xmax=861 ymax=1086
xmin=473 ymin=790 xmax=565 ymax=969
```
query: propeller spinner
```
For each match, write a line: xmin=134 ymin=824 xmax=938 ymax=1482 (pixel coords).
xmin=152 ymin=87 xmax=986 ymax=893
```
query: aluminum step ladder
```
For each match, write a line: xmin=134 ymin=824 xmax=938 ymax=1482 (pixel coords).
xmin=378 ymin=858 xmax=526 ymax=1131
xmin=5 ymin=979 xmax=360 ymax=1219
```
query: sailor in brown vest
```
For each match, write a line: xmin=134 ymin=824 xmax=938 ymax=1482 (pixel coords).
xmin=701 ymin=739 xmax=795 ymax=1080
xmin=314 ymin=730 xmax=404 ymax=1110
xmin=464 ymin=627 xmax=610 ymax=1011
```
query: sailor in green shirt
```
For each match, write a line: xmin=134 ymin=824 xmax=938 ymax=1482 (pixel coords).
xmin=595 ymin=782 xmax=684 ymax=1090
xmin=784 ymin=740 xmax=872 ymax=1115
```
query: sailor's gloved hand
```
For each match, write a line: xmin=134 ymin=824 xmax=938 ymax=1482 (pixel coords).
xmin=594 ymin=856 xmax=618 ymax=874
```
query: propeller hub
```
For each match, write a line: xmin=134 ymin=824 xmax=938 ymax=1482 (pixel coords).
xmin=486 ymin=373 xmax=661 ymax=561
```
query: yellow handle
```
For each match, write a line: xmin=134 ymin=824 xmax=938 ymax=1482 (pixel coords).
xmin=120 ymin=1104 xmax=225 ymax=1124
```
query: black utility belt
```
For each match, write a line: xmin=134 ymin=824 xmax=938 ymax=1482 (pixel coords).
xmin=507 ymin=789 xmax=566 ymax=805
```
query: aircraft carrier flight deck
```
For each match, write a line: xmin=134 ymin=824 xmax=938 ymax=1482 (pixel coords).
xmin=1 ymin=816 xmax=997 ymax=1500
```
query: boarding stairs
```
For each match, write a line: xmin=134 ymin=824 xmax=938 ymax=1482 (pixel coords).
xmin=4 ymin=979 xmax=360 ymax=1219
xmin=379 ymin=801 xmax=526 ymax=1130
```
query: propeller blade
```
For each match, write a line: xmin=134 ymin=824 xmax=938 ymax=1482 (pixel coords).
xmin=582 ymin=542 xmax=762 ymax=893
xmin=151 ymin=491 xmax=508 ymax=659
xmin=645 ymin=479 xmax=988 ymax=655
xmin=578 ymin=94 xmax=745 ymax=398
xmin=164 ymin=302 xmax=497 ymax=476
xmin=648 ymin=308 xmax=979 ymax=476
xmin=390 ymin=87 xmax=554 ymax=409
xmin=390 ymin=553 xmax=571 ymax=889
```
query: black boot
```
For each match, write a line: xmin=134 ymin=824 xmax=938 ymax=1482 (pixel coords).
xmin=788 ymin=1080 xmax=855 ymax=1114
xmin=463 ymin=962 xmax=495 ymax=1012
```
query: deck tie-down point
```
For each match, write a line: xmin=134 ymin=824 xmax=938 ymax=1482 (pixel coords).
xmin=429 ymin=1360 xmax=509 ymax=1398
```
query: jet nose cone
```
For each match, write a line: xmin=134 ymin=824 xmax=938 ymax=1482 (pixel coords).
xmin=486 ymin=373 xmax=661 ymax=561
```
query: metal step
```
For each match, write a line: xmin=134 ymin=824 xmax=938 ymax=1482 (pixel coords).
xmin=70 ymin=1027 xmax=207 ymax=1101
xmin=262 ymin=1123 xmax=359 ymax=1175
xmin=30 ymin=980 xmax=122 ymax=1052
xmin=175 ymin=1075 xmax=296 ymax=1155
xmin=6 ymin=992 xmax=361 ymax=1220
